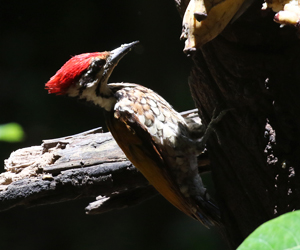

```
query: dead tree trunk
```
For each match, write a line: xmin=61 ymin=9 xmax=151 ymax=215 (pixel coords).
xmin=176 ymin=1 xmax=300 ymax=248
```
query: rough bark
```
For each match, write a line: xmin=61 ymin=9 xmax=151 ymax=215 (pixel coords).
xmin=177 ymin=0 xmax=300 ymax=248
xmin=0 ymin=127 xmax=154 ymax=213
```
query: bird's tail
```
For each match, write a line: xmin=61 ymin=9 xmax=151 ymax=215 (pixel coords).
xmin=194 ymin=195 xmax=221 ymax=227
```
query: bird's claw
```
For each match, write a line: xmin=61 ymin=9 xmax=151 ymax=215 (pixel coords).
xmin=196 ymin=108 xmax=232 ymax=151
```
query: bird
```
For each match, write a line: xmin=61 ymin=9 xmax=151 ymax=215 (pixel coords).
xmin=45 ymin=41 xmax=221 ymax=227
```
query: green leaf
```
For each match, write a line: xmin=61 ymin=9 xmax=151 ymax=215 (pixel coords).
xmin=0 ymin=123 xmax=25 ymax=142
xmin=237 ymin=211 xmax=300 ymax=250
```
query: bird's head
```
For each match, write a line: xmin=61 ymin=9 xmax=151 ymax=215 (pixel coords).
xmin=45 ymin=41 xmax=138 ymax=109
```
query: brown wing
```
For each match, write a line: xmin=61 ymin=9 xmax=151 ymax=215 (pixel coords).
xmin=104 ymin=109 xmax=214 ymax=226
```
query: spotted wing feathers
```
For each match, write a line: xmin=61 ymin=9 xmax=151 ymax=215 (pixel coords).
xmin=107 ymin=83 xmax=221 ymax=227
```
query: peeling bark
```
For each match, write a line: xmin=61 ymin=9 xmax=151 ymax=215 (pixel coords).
xmin=0 ymin=128 xmax=152 ymax=213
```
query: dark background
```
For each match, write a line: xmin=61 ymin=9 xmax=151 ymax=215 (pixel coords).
xmin=0 ymin=0 xmax=228 ymax=249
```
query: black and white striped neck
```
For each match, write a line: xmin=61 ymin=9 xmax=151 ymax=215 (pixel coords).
xmin=66 ymin=78 xmax=116 ymax=111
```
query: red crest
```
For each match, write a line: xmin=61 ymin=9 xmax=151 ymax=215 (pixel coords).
xmin=45 ymin=52 xmax=109 ymax=94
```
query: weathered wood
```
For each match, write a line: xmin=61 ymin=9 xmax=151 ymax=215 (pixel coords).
xmin=0 ymin=128 xmax=151 ymax=213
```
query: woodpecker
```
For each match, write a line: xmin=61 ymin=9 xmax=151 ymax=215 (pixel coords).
xmin=45 ymin=41 xmax=220 ymax=227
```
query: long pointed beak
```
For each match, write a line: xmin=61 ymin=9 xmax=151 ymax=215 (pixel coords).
xmin=100 ymin=41 xmax=139 ymax=85
xmin=107 ymin=41 xmax=139 ymax=66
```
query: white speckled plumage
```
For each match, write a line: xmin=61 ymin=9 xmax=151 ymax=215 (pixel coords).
xmin=109 ymin=83 xmax=212 ymax=212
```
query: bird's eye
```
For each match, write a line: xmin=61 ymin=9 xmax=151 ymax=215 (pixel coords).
xmin=78 ymin=58 xmax=106 ymax=88
xmin=92 ymin=58 xmax=106 ymax=69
